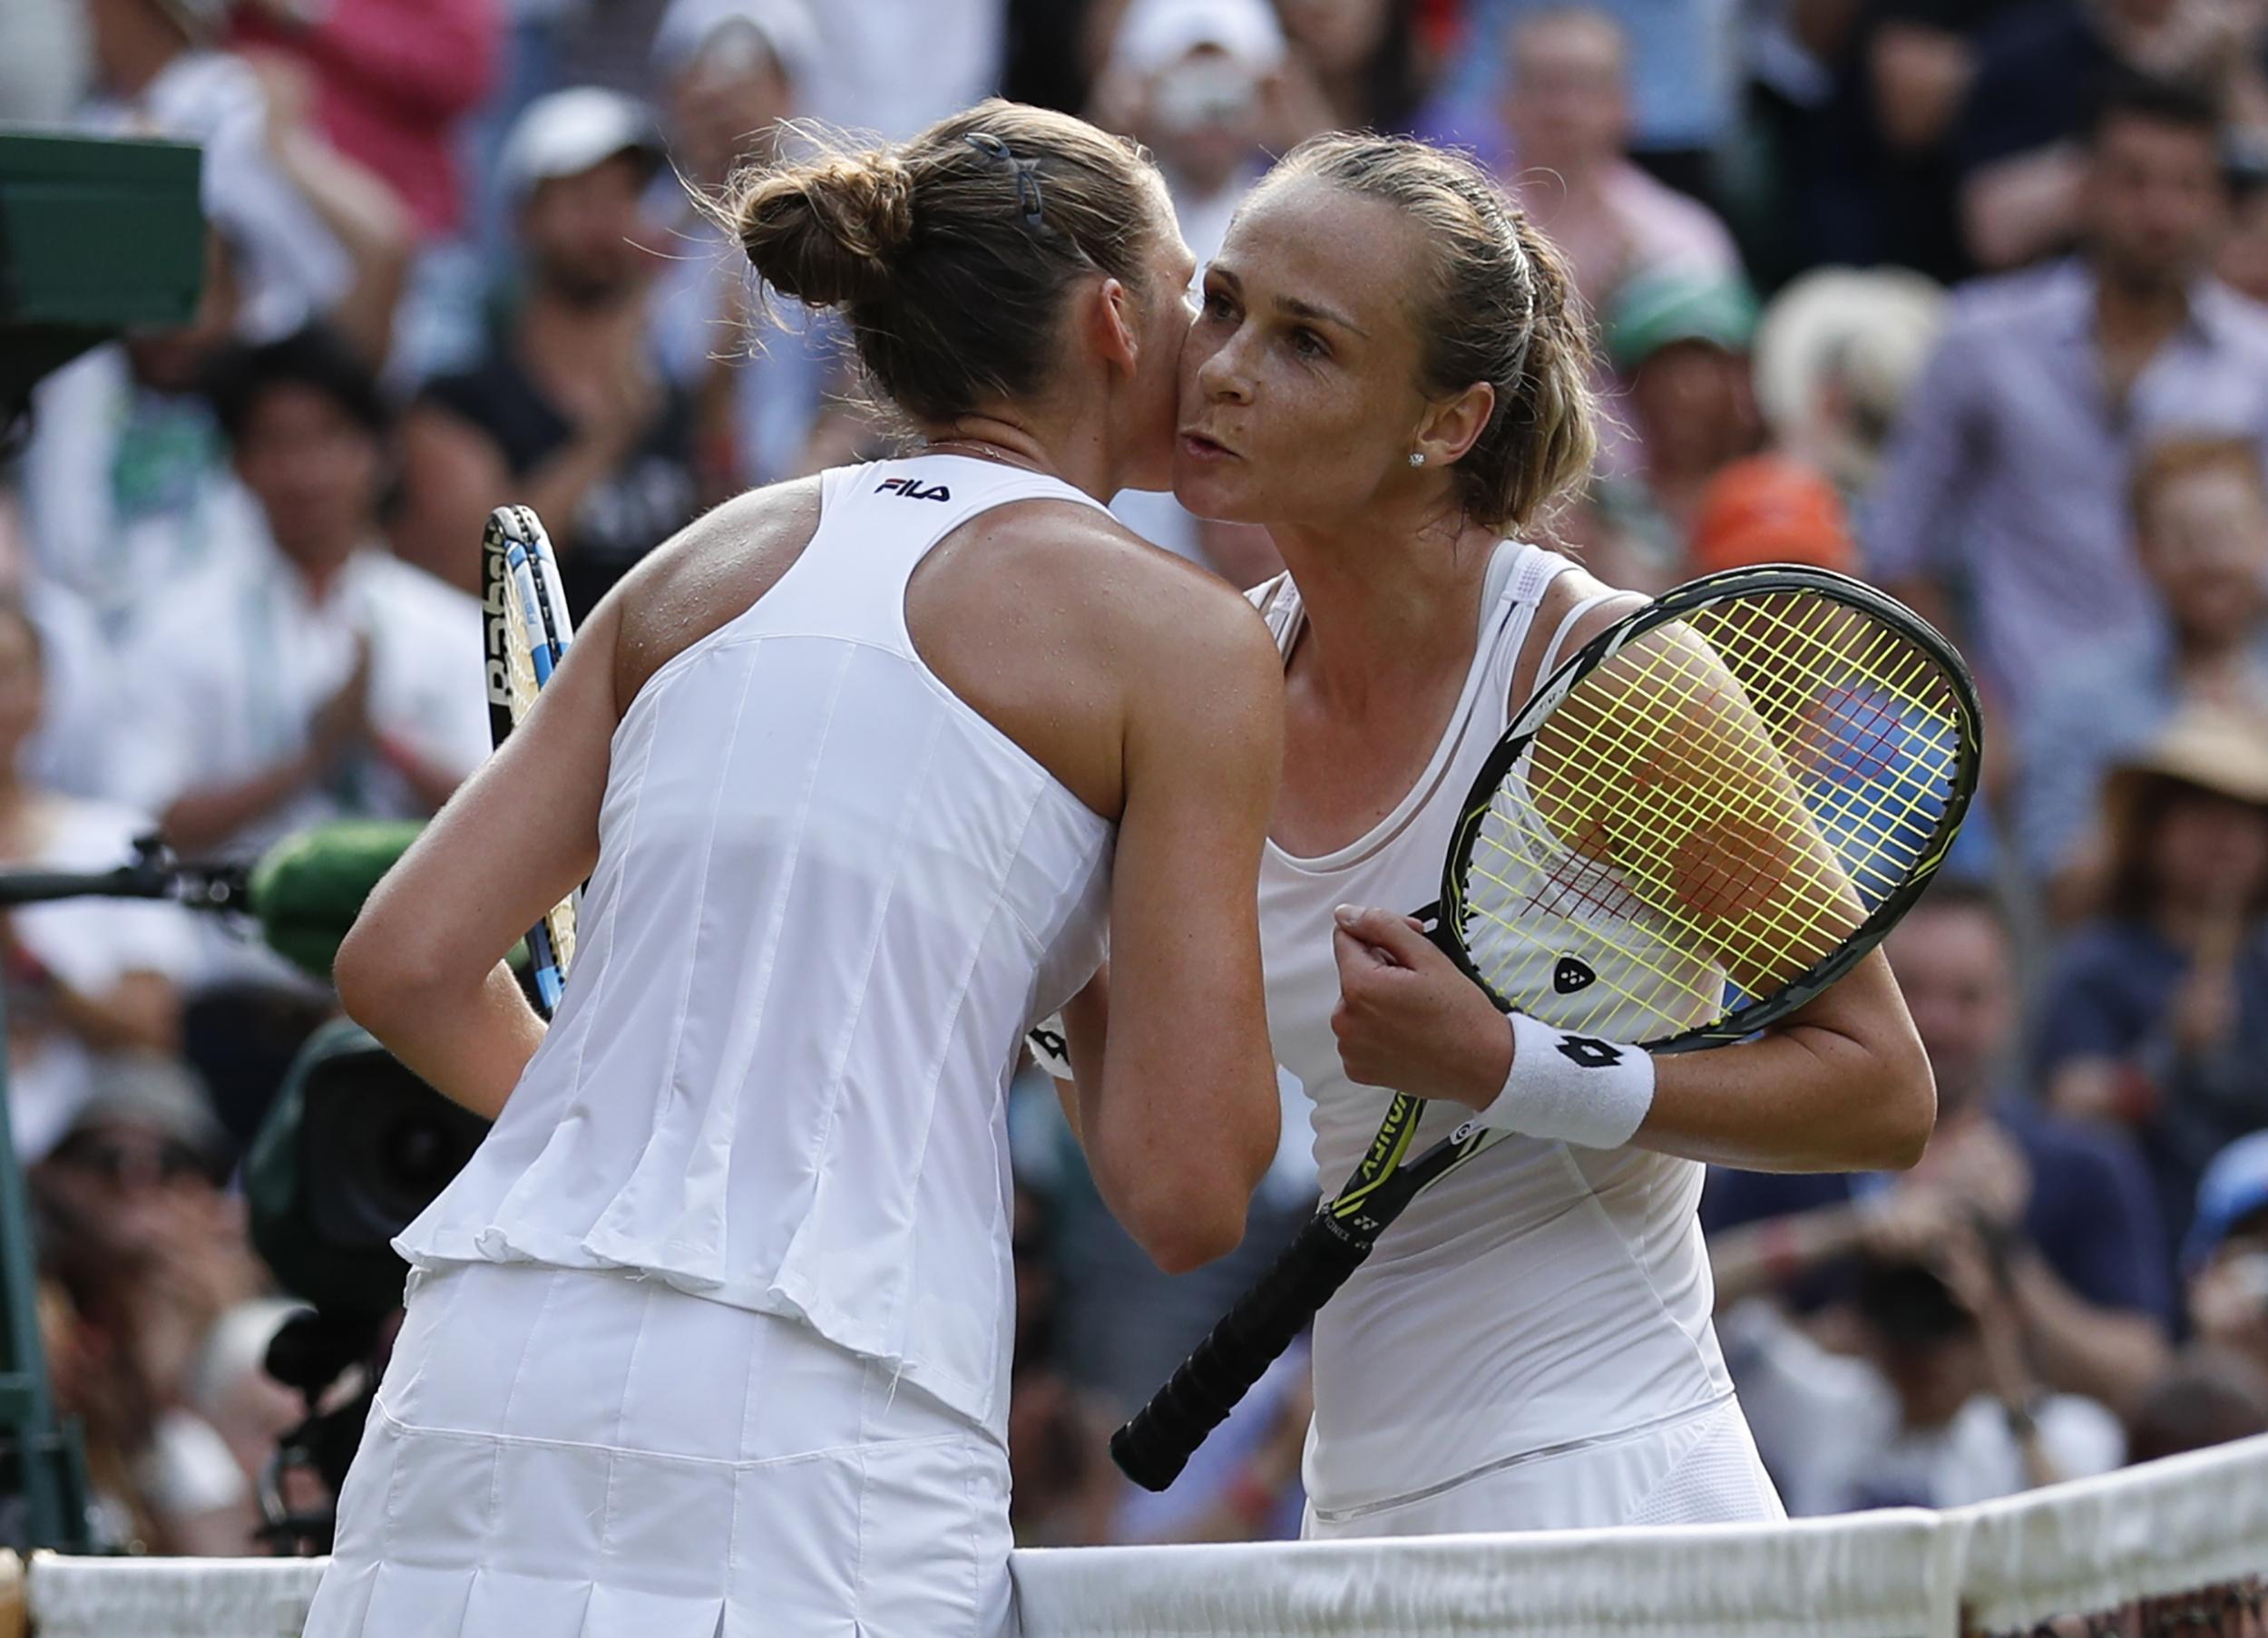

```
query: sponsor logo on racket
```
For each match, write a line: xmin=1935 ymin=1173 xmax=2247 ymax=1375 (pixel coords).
xmin=482 ymin=572 xmax=514 ymax=706
xmin=876 ymin=477 xmax=953 ymax=502
xmin=1552 ymin=956 xmax=1596 ymax=994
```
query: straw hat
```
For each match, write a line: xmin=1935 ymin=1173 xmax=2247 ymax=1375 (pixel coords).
xmin=2099 ymin=703 xmax=2268 ymax=873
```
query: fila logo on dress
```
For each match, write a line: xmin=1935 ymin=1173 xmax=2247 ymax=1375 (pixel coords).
xmin=877 ymin=478 xmax=953 ymax=502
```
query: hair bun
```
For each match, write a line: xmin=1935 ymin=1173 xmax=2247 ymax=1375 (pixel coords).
xmin=732 ymin=150 xmax=916 ymax=308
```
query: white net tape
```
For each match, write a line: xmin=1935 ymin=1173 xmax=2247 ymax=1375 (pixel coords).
xmin=23 ymin=1436 xmax=2268 ymax=1638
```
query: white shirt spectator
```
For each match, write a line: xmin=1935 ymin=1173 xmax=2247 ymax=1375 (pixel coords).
xmin=1721 ymin=1300 xmax=2127 ymax=1516
xmin=9 ymin=797 xmax=200 ymax=1160
xmin=109 ymin=536 xmax=490 ymax=867
xmin=22 ymin=347 xmax=269 ymax=645
xmin=22 ymin=577 xmax=120 ymax=804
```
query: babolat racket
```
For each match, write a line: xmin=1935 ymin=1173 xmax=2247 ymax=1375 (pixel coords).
xmin=1110 ymin=563 xmax=1982 ymax=1490
xmin=480 ymin=504 xmax=578 ymax=1019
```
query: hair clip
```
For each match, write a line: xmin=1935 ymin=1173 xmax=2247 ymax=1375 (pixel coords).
xmin=964 ymin=131 xmax=1048 ymax=231
xmin=1013 ymin=165 xmax=1047 ymax=230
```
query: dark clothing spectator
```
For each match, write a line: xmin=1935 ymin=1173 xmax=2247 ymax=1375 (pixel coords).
xmin=388 ymin=88 xmax=694 ymax=602
xmin=2036 ymin=920 xmax=2268 ymax=1257
xmin=1955 ymin=0 xmax=2114 ymax=188
xmin=1797 ymin=0 xmax=2038 ymax=283
xmin=1703 ymin=1096 xmax=2175 ymax=1327
xmin=418 ymin=351 xmax=696 ymax=623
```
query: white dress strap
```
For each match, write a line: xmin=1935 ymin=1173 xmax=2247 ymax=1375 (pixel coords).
xmin=1536 ymin=590 xmax=1622 ymax=678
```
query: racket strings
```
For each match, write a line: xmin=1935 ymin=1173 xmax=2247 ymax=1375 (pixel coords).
xmin=1524 ymin=634 xmax=1860 ymax=979
xmin=1630 ymin=606 xmax=1960 ymax=918
xmin=1696 ymin=596 xmax=1966 ymax=863
xmin=1454 ymin=590 xmax=1970 ymax=1041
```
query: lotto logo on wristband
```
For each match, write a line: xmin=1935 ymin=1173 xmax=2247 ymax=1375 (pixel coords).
xmin=1555 ymin=1035 xmax=1625 ymax=1069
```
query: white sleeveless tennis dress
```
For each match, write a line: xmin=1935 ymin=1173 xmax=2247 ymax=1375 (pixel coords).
xmin=305 ymin=455 xmax=1117 ymax=1638
xmin=1253 ymin=541 xmax=1784 ymax=1537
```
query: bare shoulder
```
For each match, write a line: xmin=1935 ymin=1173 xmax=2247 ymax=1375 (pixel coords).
xmin=970 ymin=501 xmax=1282 ymax=683
xmin=611 ymin=477 xmax=824 ymax=707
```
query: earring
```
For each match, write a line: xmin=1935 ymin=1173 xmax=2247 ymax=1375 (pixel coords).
xmin=1409 ymin=452 xmax=1426 ymax=468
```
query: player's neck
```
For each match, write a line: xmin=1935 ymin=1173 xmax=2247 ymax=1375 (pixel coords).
xmin=918 ymin=405 xmax=1119 ymax=504
xmin=1269 ymin=507 xmax=1500 ymax=712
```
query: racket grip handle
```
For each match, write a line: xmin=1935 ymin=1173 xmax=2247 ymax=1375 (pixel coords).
xmin=1110 ymin=1210 xmax=1371 ymax=1492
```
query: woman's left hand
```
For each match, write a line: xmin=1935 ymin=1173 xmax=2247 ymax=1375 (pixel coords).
xmin=1329 ymin=905 xmax=1511 ymax=1110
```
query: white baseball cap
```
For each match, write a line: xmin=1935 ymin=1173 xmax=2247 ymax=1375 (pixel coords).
xmin=651 ymin=0 xmax=821 ymax=86
xmin=497 ymin=87 xmax=666 ymax=203
xmin=1110 ymin=0 xmax=1286 ymax=80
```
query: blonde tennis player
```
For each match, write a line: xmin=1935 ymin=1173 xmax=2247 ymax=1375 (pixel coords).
xmin=1168 ymin=134 xmax=1936 ymax=1537
xmin=302 ymin=101 xmax=1284 ymax=1638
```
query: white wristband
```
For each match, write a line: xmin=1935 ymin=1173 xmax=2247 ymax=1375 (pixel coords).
xmin=1476 ymin=1012 xmax=1656 ymax=1150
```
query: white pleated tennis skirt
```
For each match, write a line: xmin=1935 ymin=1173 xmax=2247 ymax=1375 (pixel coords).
xmin=303 ymin=1260 xmax=1013 ymax=1638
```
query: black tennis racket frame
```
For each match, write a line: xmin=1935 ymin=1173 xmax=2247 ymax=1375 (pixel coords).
xmin=1110 ymin=563 xmax=1982 ymax=1491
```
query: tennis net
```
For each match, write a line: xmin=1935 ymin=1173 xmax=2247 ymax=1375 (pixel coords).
xmin=16 ymin=1434 xmax=2268 ymax=1637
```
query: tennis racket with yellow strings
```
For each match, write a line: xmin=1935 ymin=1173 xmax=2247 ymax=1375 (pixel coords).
xmin=480 ymin=504 xmax=578 ymax=1019
xmin=1110 ymin=563 xmax=1982 ymax=1489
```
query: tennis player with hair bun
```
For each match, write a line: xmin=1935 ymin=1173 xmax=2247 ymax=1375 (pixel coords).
xmin=1169 ymin=134 xmax=1939 ymax=1536
xmin=303 ymin=99 xmax=1284 ymax=1638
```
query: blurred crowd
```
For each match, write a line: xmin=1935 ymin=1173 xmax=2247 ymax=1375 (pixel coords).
xmin=4 ymin=0 xmax=2268 ymax=1557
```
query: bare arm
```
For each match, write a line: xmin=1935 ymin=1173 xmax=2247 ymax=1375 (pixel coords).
xmin=1639 ymin=957 xmax=1931 ymax=1171
xmin=44 ymin=970 xmax=181 ymax=1056
xmin=1073 ymin=583 xmax=1286 ymax=1273
xmin=1960 ymin=143 xmax=2086 ymax=271
xmin=2004 ymin=1249 xmax=2171 ymax=1418
xmin=160 ymin=753 xmax=324 ymax=855
xmin=389 ymin=405 xmax=508 ymax=593
xmin=247 ymin=55 xmax=412 ymax=365
xmin=332 ymin=599 xmax=617 ymax=1117
xmin=1708 ymin=1200 xmax=1872 ymax=1312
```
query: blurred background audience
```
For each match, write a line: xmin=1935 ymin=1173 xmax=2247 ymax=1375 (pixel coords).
xmin=9 ymin=0 xmax=2268 ymax=1555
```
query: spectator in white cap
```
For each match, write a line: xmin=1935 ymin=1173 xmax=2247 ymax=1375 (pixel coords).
xmin=391 ymin=88 xmax=699 ymax=615
xmin=1093 ymin=0 xmax=1289 ymax=590
xmin=1100 ymin=0 xmax=1285 ymax=263
xmin=646 ymin=0 xmax=862 ymax=491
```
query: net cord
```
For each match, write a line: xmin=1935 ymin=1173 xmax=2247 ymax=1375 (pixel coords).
xmin=24 ymin=1435 xmax=2268 ymax=1638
